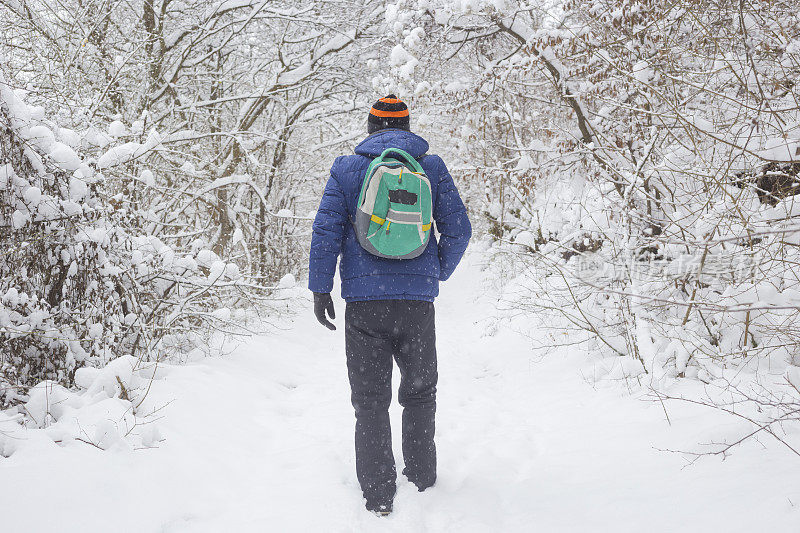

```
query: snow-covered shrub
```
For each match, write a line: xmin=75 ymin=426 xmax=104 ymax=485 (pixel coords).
xmin=0 ymin=77 xmax=263 ymax=406
xmin=1 ymin=79 xmax=118 ymax=402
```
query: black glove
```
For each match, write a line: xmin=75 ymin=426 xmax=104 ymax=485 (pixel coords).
xmin=313 ymin=292 xmax=336 ymax=331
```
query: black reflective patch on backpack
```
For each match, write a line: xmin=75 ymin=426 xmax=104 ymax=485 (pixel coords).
xmin=388 ymin=189 xmax=418 ymax=205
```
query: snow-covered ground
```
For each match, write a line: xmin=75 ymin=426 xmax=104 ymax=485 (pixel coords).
xmin=2 ymin=251 xmax=799 ymax=532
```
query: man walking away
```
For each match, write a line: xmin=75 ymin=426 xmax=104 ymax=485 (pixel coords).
xmin=308 ymin=94 xmax=471 ymax=516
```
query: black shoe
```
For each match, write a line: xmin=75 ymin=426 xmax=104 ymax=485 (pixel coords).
xmin=366 ymin=501 xmax=392 ymax=516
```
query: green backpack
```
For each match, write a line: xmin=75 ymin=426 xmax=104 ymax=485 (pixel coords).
xmin=354 ymin=148 xmax=433 ymax=259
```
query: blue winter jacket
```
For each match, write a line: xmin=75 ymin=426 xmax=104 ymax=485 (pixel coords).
xmin=308 ymin=129 xmax=471 ymax=302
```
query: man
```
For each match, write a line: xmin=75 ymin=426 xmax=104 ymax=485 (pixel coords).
xmin=308 ymin=95 xmax=471 ymax=516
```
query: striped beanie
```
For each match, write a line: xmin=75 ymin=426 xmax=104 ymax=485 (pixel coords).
xmin=368 ymin=94 xmax=410 ymax=133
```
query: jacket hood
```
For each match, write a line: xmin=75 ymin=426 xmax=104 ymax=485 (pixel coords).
xmin=354 ymin=129 xmax=429 ymax=159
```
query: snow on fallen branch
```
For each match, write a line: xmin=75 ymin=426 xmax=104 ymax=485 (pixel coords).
xmin=0 ymin=356 xmax=170 ymax=457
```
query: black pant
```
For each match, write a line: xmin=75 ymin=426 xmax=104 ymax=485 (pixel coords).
xmin=345 ymin=299 xmax=437 ymax=506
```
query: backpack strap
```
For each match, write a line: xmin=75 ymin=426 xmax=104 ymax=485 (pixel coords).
xmin=376 ymin=148 xmax=425 ymax=174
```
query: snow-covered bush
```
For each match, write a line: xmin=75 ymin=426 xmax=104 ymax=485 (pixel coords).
xmin=0 ymin=77 xmax=262 ymax=406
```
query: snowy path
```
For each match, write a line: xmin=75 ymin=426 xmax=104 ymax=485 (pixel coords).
xmin=3 ymin=253 xmax=800 ymax=532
